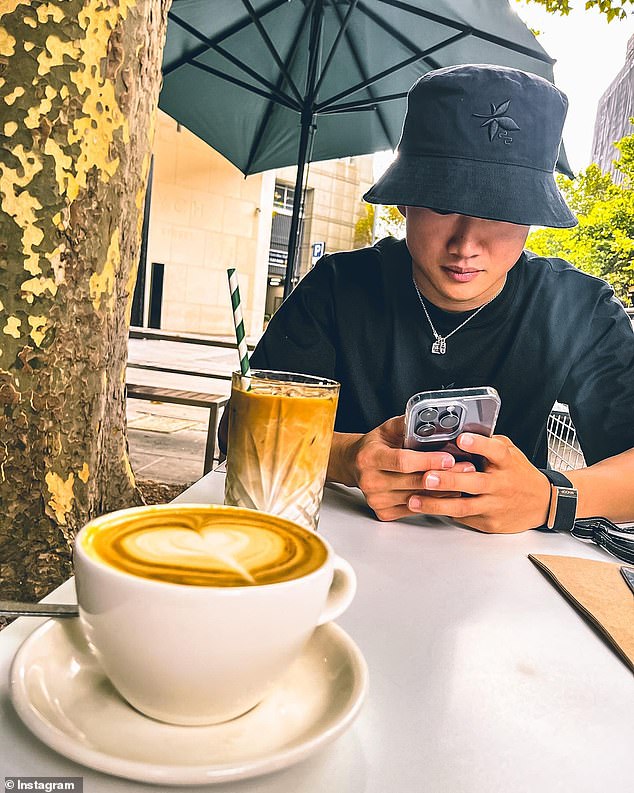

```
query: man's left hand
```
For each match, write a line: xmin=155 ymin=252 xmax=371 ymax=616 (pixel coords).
xmin=407 ymin=433 xmax=551 ymax=533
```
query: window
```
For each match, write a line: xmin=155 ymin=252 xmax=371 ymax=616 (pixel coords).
xmin=273 ymin=183 xmax=296 ymax=211
xmin=269 ymin=182 xmax=302 ymax=271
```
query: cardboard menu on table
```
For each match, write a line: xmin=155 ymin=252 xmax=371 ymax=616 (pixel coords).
xmin=529 ymin=554 xmax=634 ymax=673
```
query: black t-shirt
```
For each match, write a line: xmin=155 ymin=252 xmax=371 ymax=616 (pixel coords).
xmin=251 ymin=237 xmax=634 ymax=468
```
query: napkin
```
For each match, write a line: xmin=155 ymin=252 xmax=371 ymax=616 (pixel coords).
xmin=529 ymin=554 xmax=634 ymax=672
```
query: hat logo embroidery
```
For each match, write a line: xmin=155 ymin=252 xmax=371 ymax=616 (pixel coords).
xmin=472 ymin=100 xmax=520 ymax=143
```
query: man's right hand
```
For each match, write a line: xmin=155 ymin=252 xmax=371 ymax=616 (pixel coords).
xmin=327 ymin=415 xmax=474 ymax=521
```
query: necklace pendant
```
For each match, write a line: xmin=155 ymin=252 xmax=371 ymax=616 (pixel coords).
xmin=431 ymin=337 xmax=447 ymax=355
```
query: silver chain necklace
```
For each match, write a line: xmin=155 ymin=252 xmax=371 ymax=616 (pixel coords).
xmin=412 ymin=276 xmax=506 ymax=355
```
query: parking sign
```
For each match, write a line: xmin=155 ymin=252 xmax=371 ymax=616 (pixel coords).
xmin=311 ymin=241 xmax=325 ymax=267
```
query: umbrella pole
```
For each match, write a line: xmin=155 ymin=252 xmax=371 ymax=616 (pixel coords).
xmin=283 ymin=0 xmax=323 ymax=301
xmin=283 ymin=111 xmax=313 ymax=301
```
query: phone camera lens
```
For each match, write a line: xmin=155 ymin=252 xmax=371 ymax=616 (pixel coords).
xmin=418 ymin=407 xmax=438 ymax=422
xmin=439 ymin=410 xmax=460 ymax=430
xmin=415 ymin=422 xmax=435 ymax=438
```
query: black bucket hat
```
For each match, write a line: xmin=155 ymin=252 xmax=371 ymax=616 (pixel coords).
xmin=364 ymin=64 xmax=577 ymax=228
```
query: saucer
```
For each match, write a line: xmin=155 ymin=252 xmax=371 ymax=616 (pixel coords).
xmin=10 ymin=619 xmax=368 ymax=786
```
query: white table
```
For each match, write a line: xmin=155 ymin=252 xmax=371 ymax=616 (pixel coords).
xmin=1 ymin=473 xmax=632 ymax=791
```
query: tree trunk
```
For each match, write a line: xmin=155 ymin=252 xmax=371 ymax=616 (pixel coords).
xmin=0 ymin=0 xmax=172 ymax=601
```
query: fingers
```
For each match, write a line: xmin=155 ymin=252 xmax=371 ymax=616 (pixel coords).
xmin=372 ymin=503 xmax=420 ymax=522
xmin=370 ymin=494 xmax=464 ymax=522
xmin=408 ymin=492 xmax=489 ymax=522
xmin=421 ymin=469 xmax=488 ymax=495
xmin=369 ymin=447 xmax=456 ymax=475
xmin=407 ymin=490 xmax=532 ymax=534
xmin=361 ymin=430 xmax=536 ymax=533
xmin=407 ymin=493 xmax=498 ymax=532
xmin=356 ymin=450 xmax=458 ymax=499
xmin=372 ymin=461 xmax=476 ymax=492
xmin=457 ymin=433 xmax=513 ymax=466
xmin=353 ymin=422 xmax=524 ymax=528
xmin=453 ymin=461 xmax=478 ymax=474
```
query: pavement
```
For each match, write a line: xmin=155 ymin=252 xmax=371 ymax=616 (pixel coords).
xmin=126 ymin=337 xmax=241 ymax=485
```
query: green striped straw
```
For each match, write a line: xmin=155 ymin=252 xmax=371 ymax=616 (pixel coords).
xmin=227 ymin=268 xmax=251 ymax=378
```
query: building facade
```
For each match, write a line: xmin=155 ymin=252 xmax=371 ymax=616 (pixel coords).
xmin=591 ymin=34 xmax=634 ymax=184
xmin=136 ymin=111 xmax=374 ymax=338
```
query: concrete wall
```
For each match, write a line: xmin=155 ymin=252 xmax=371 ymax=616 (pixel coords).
xmin=145 ymin=112 xmax=376 ymax=337
xmin=146 ymin=111 xmax=273 ymax=338
xmin=276 ymin=156 xmax=375 ymax=278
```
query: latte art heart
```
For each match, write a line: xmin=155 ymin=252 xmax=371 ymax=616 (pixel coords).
xmin=127 ymin=528 xmax=267 ymax=584
xmin=81 ymin=508 xmax=327 ymax=586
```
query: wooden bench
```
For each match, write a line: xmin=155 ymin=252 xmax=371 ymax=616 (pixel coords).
xmin=127 ymin=362 xmax=232 ymax=381
xmin=129 ymin=326 xmax=256 ymax=351
xmin=126 ymin=383 xmax=228 ymax=474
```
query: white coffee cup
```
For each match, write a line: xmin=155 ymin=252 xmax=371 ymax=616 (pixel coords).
xmin=73 ymin=503 xmax=356 ymax=726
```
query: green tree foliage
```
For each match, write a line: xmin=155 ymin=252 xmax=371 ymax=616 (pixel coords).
xmin=354 ymin=204 xmax=405 ymax=247
xmin=527 ymin=130 xmax=634 ymax=304
xmin=522 ymin=0 xmax=633 ymax=21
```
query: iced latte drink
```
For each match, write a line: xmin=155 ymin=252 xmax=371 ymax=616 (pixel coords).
xmin=224 ymin=370 xmax=340 ymax=531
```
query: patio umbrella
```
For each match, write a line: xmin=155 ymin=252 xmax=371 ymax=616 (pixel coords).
xmin=160 ymin=0 xmax=573 ymax=297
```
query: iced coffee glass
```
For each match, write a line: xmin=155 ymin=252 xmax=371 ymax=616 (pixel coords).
xmin=224 ymin=370 xmax=340 ymax=532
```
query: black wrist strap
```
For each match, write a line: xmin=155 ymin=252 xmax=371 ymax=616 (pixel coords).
xmin=538 ymin=476 xmax=634 ymax=564
xmin=539 ymin=469 xmax=578 ymax=533
xmin=571 ymin=517 xmax=634 ymax=565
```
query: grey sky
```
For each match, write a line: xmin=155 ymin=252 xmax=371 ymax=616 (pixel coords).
xmin=515 ymin=1 xmax=633 ymax=172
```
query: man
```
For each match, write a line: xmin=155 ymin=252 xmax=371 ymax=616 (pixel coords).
xmin=222 ymin=65 xmax=634 ymax=534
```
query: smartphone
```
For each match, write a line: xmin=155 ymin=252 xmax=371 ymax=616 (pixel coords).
xmin=403 ymin=387 xmax=501 ymax=468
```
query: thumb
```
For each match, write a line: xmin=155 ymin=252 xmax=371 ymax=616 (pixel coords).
xmin=380 ymin=414 xmax=406 ymax=442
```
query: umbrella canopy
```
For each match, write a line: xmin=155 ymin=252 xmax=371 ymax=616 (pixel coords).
xmin=160 ymin=0 xmax=573 ymax=295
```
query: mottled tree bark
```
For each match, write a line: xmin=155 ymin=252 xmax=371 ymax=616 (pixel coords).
xmin=0 ymin=0 xmax=171 ymax=600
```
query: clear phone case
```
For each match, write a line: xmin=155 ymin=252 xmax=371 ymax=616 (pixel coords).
xmin=404 ymin=387 xmax=501 ymax=466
